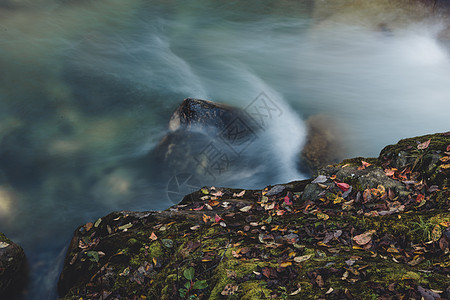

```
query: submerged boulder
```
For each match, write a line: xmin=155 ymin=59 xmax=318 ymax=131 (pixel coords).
xmin=0 ymin=233 xmax=27 ymax=298
xmin=59 ymin=132 xmax=450 ymax=299
xmin=148 ymin=98 xmax=261 ymax=185
xmin=298 ymin=115 xmax=346 ymax=174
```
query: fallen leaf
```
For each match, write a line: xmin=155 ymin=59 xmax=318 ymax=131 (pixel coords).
xmin=214 ymin=214 xmax=223 ymax=223
xmin=417 ymin=139 xmax=431 ymax=150
xmin=385 ymin=168 xmax=397 ymax=177
xmin=294 ymin=254 xmax=312 ymax=263
xmin=239 ymin=205 xmax=252 ymax=212
xmin=262 ymin=267 xmax=277 ymax=279
xmin=361 ymin=161 xmax=372 ymax=168
xmin=353 ymin=230 xmax=376 ymax=245
xmin=284 ymin=196 xmax=293 ymax=205
xmin=440 ymin=156 xmax=450 ymax=162
xmin=447 ymin=144 xmax=450 ymax=152
xmin=279 ymin=261 xmax=292 ymax=268
xmin=118 ymin=223 xmax=133 ymax=231
xmin=416 ymin=194 xmax=425 ymax=203
xmin=233 ymin=190 xmax=246 ymax=197
xmin=312 ymin=175 xmax=327 ymax=184
xmin=290 ymin=285 xmax=302 ymax=296
xmin=408 ymin=255 xmax=425 ymax=266
xmin=190 ymin=225 xmax=201 ymax=231
xmin=150 ymin=232 xmax=158 ymax=241
xmin=431 ymin=224 xmax=442 ymax=242
xmin=193 ymin=205 xmax=204 ymax=211
xmin=211 ymin=190 xmax=224 ymax=197
xmin=335 ymin=181 xmax=350 ymax=192
xmin=94 ymin=218 xmax=102 ymax=228
xmin=441 ymin=164 xmax=450 ymax=169
xmin=0 ymin=242 xmax=10 ymax=249
xmin=201 ymin=188 xmax=209 ymax=194
xmin=315 ymin=274 xmax=324 ymax=287
xmin=276 ymin=210 xmax=286 ymax=216
xmin=209 ymin=200 xmax=220 ymax=207
xmin=221 ymin=284 xmax=238 ymax=296
xmin=317 ymin=212 xmax=329 ymax=220
xmin=202 ymin=214 xmax=211 ymax=223
xmin=85 ymin=222 xmax=93 ymax=232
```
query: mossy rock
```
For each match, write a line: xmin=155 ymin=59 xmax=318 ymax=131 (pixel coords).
xmin=379 ymin=132 xmax=450 ymax=187
xmin=58 ymin=134 xmax=450 ymax=299
xmin=0 ymin=233 xmax=27 ymax=298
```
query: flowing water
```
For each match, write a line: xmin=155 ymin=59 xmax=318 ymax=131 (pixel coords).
xmin=1 ymin=0 xmax=450 ymax=298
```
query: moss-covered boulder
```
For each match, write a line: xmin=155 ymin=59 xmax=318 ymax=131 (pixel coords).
xmin=58 ymin=133 xmax=450 ymax=299
xmin=0 ymin=233 xmax=27 ymax=298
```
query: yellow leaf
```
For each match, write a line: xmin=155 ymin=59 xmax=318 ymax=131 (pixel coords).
xmin=440 ymin=164 xmax=450 ymax=169
xmin=333 ymin=197 xmax=344 ymax=204
xmin=279 ymin=262 xmax=292 ymax=268
xmin=431 ymin=224 xmax=442 ymax=242
xmin=317 ymin=212 xmax=329 ymax=220
xmin=439 ymin=156 xmax=450 ymax=162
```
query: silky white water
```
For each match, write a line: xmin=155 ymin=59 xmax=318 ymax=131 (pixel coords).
xmin=0 ymin=0 xmax=449 ymax=298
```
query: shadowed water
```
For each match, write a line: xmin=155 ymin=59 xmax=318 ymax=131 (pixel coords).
xmin=0 ymin=0 xmax=450 ymax=298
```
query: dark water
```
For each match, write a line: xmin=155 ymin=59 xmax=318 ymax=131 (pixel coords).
xmin=1 ymin=1 xmax=450 ymax=298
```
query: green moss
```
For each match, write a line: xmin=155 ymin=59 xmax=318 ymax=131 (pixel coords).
xmin=239 ymin=281 xmax=272 ymax=300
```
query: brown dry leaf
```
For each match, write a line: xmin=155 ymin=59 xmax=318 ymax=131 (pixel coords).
xmin=221 ymin=284 xmax=239 ymax=296
xmin=233 ymin=190 xmax=246 ymax=197
xmin=294 ymin=254 xmax=312 ymax=263
xmin=85 ymin=222 xmax=94 ymax=232
xmin=417 ymin=139 xmax=431 ymax=150
xmin=384 ymin=168 xmax=397 ymax=177
xmin=239 ymin=205 xmax=252 ymax=212
xmin=209 ymin=200 xmax=220 ymax=207
xmin=315 ymin=274 xmax=324 ymax=287
xmin=353 ymin=230 xmax=376 ymax=245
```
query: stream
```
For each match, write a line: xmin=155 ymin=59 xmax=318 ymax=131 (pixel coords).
xmin=1 ymin=0 xmax=450 ymax=298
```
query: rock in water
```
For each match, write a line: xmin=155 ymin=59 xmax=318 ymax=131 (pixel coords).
xmin=0 ymin=233 xmax=27 ymax=298
xmin=148 ymin=98 xmax=260 ymax=185
xmin=299 ymin=115 xmax=346 ymax=174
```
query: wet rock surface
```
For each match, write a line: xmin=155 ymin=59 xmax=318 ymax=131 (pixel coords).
xmin=0 ymin=233 xmax=27 ymax=298
xmin=59 ymin=133 xmax=450 ymax=299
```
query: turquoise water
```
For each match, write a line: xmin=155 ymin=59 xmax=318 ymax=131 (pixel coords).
xmin=1 ymin=1 xmax=450 ymax=298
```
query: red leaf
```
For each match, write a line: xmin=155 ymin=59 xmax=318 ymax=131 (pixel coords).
xmin=214 ymin=214 xmax=223 ymax=223
xmin=417 ymin=139 xmax=431 ymax=150
xmin=193 ymin=205 xmax=204 ymax=211
xmin=334 ymin=181 xmax=350 ymax=192
xmin=447 ymin=144 xmax=450 ymax=152
xmin=284 ymin=196 xmax=293 ymax=205
xmin=416 ymin=194 xmax=425 ymax=203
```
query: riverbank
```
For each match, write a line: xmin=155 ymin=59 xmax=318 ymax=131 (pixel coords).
xmin=57 ymin=132 xmax=450 ymax=299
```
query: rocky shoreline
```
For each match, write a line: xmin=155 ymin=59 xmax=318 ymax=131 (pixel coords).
xmin=55 ymin=132 xmax=449 ymax=299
